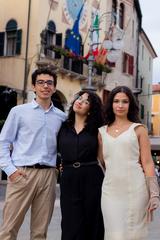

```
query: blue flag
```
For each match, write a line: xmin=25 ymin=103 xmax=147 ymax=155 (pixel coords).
xmin=65 ymin=4 xmax=84 ymax=55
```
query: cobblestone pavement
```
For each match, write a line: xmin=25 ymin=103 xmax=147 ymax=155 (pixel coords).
xmin=0 ymin=184 xmax=160 ymax=239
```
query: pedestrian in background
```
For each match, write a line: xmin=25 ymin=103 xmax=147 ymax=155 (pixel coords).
xmin=58 ymin=90 xmax=104 ymax=240
xmin=98 ymin=86 xmax=159 ymax=240
xmin=0 ymin=66 xmax=66 ymax=240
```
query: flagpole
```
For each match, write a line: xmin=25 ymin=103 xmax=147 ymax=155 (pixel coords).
xmin=83 ymin=11 xmax=97 ymax=91
xmin=83 ymin=0 xmax=102 ymax=91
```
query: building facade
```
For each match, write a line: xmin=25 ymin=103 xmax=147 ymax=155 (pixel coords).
xmin=152 ymin=84 xmax=160 ymax=136
xmin=138 ymin=30 xmax=157 ymax=130
xmin=0 ymin=0 xmax=156 ymax=180
xmin=0 ymin=0 xmax=144 ymax=106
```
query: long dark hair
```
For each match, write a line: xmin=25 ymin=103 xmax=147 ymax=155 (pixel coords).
xmin=104 ymin=86 xmax=140 ymax=125
xmin=66 ymin=90 xmax=104 ymax=134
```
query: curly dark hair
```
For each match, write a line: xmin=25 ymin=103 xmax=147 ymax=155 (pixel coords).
xmin=104 ymin=86 xmax=140 ymax=125
xmin=66 ymin=90 xmax=104 ymax=135
xmin=31 ymin=65 xmax=57 ymax=86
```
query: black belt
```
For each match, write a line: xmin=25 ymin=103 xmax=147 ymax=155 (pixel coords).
xmin=21 ymin=164 xmax=53 ymax=169
xmin=63 ymin=161 xmax=98 ymax=169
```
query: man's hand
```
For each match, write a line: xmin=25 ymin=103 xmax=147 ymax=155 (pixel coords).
xmin=9 ymin=169 xmax=27 ymax=182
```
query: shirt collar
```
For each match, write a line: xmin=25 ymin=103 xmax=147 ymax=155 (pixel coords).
xmin=31 ymin=99 xmax=54 ymax=111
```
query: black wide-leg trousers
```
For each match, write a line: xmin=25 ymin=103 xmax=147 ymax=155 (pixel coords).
xmin=60 ymin=165 xmax=104 ymax=240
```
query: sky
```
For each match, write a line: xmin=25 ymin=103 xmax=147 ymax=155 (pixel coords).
xmin=139 ymin=0 xmax=160 ymax=83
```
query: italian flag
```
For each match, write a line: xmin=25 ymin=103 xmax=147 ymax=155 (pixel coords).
xmin=92 ymin=13 xmax=99 ymax=56
xmin=84 ymin=12 xmax=99 ymax=59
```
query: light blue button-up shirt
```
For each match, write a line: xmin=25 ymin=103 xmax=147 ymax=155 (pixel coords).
xmin=0 ymin=100 xmax=67 ymax=176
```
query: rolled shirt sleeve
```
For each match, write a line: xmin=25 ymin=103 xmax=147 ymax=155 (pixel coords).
xmin=0 ymin=108 xmax=19 ymax=176
xmin=0 ymin=101 xmax=67 ymax=176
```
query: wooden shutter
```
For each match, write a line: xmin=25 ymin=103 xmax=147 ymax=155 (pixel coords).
xmin=16 ymin=29 xmax=22 ymax=55
xmin=128 ymin=55 xmax=134 ymax=75
xmin=141 ymin=104 xmax=144 ymax=119
xmin=122 ymin=52 xmax=127 ymax=73
xmin=0 ymin=32 xmax=5 ymax=56
xmin=55 ymin=33 xmax=62 ymax=59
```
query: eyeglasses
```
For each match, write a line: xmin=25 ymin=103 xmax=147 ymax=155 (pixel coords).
xmin=36 ymin=80 xmax=54 ymax=86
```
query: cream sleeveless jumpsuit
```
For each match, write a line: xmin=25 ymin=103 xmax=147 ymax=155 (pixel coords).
xmin=99 ymin=123 xmax=149 ymax=240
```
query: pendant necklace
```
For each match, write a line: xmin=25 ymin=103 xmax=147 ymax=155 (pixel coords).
xmin=115 ymin=129 xmax=119 ymax=133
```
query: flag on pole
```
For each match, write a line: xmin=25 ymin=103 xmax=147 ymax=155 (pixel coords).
xmin=84 ymin=11 xmax=100 ymax=60
xmin=65 ymin=4 xmax=84 ymax=55
xmin=92 ymin=13 xmax=99 ymax=56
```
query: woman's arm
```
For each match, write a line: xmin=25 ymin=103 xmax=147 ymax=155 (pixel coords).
xmin=97 ymin=132 xmax=106 ymax=171
xmin=136 ymin=126 xmax=155 ymax=176
xmin=136 ymin=126 xmax=159 ymax=220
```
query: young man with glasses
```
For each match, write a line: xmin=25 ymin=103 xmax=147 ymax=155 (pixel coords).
xmin=0 ymin=66 xmax=66 ymax=240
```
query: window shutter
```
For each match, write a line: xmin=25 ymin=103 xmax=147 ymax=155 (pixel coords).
xmin=123 ymin=52 xmax=127 ymax=73
xmin=128 ymin=55 xmax=134 ymax=75
xmin=0 ymin=32 xmax=5 ymax=56
xmin=16 ymin=29 xmax=22 ymax=55
xmin=55 ymin=33 xmax=62 ymax=59
xmin=141 ymin=104 xmax=144 ymax=119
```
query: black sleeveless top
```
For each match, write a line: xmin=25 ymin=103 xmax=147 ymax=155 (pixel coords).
xmin=58 ymin=123 xmax=98 ymax=164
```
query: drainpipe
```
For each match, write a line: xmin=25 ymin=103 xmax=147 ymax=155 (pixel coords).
xmin=136 ymin=21 xmax=140 ymax=89
xmin=23 ymin=0 xmax=32 ymax=103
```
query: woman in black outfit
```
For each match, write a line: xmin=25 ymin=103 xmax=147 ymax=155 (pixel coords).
xmin=58 ymin=90 xmax=104 ymax=240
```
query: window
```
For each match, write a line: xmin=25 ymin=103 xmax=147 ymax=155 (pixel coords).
xmin=112 ymin=0 xmax=117 ymax=25
xmin=0 ymin=33 xmax=5 ymax=56
xmin=0 ymin=19 xmax=22 ymax=57
xmin=141 ymin=104 xmax=144 ymax=119
xmin=6 ymin=31 xmax=17 ymax=56
xmin=142 ymin=45 xmax=144 ymax=60
xmin=45 ymin=21 xmax=56 ymax=58
xmin=63 ymin=29 xmax=83 ymax=74
xmin=149 ymin=57 xmax=151 ymax=71
xmin=6 ymin=20 xmax=22 ymax=56
xmin=122 ymin=52 xmax=134 ymax=75
xmin=44 ymin=21 xmax=62 ymax=59
xmin=140 ymin=76 xmax=144 ymax=89
xmin=119 ymin=3 xmax=124 ymax=29
xmin=148 ymin=83 xmax=150 ymax=97
xmin=132 ymin=20 xmax=134 ymax=38
xmin=55 ymin=33 xmax=62 ymax=59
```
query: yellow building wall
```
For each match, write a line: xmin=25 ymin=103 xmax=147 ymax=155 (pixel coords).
xmin=0 ymin=0 xmax=138 ymax=107
xmin=152 ymin=94 xmax=160 ymax=136
xmin=0 ymin=0 xmax=109 ymax=107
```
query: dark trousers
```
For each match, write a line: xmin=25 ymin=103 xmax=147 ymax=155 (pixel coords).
xmin=60 ymin=165 xmax=104 ymax=240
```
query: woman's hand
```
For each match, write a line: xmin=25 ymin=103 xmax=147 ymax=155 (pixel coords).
xmin=146 ymin=176 xmax=160 ymax=222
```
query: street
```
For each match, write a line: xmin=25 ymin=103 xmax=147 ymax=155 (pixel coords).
xmin=0 ymin=184 xmax=160 ymax=239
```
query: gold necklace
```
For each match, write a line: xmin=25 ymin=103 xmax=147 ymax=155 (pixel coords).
xmin=113 ymin=125 xmax=124 ymax=133
xmin=114 ymin=123 xmax=130 ymax=133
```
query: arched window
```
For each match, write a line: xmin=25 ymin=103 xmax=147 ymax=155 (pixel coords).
xmin=47 ymin=20 xmax=56 ymax=46
xmin=45 ymin=20 xmax=56 ymax=57
xmin=5 ymin=19 xmax=22 ymax=56
xmin=6 ymin=19 xmax=17 ymax=31
xmin=119 ymin=3 xmax=125 ymax=29
xmin=41 ymin=20 xmax=62 ymax=59
xmin=112 ymin=0 xmax=117 ymax=25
